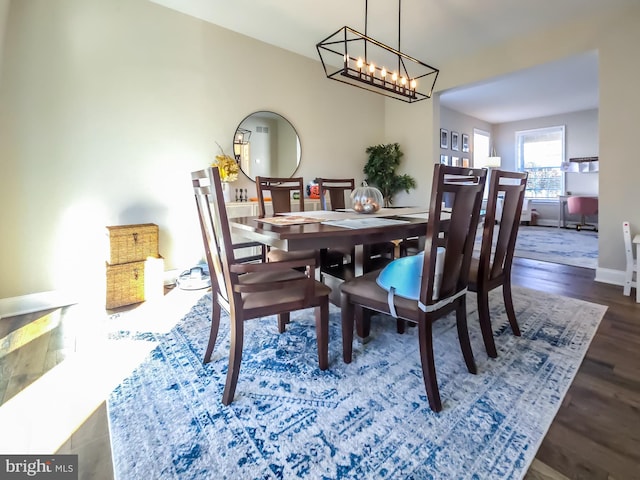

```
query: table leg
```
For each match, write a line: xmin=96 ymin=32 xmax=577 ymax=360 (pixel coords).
xmin=354 ymin=244 xmax=364 ymax=277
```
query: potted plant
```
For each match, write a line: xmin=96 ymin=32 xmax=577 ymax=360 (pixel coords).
xmin=363 ymin=143 xmax=416 ymax=207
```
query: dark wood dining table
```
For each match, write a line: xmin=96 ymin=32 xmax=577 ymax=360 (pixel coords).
xmin=228 ymin=207 xmax=434 ymax=276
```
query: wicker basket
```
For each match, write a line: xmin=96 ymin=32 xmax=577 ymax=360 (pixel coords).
xmin=106 ymin=223 xmax=158 ymax=265
xmin=105 ymin=256 xmax=164 ymax=309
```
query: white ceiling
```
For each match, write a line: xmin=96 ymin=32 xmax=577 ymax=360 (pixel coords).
xmin=149 ymin=0 xmax=632 ymax=123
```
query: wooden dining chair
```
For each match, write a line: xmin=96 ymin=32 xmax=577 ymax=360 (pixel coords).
xmin=255 ymin=176 xmax=318 ymax=263
xmin=567 ymin=196 xmax=598 ymax=231
xmin=340 ymin=164 xmax=487 ymax=412
xmin=192 ymin=168 xmax=331 ymax=405
xmin=468 ymin=169 xmax=528 ymax=358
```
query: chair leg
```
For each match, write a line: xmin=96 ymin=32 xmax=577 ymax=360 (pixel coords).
xmin=315 ymin=300 xmax=329 ymax=370
xmin=204 ymin=300 xmax=222 ymax=363
xmin=277 ymin=312 xmax=290 ymax=333
xmin=455 ymin=298 xmax=477 ymax=374
xmin=417 ymin=319 xmax=442 ymax=412
xmin=397 ymin=319 xmax=407 ymax=334
xmin=477 ymin=289 xmax=498 ymax=358
xmin=502 ymin=281 xmax=521 ymax=337
xmin=341 ymin=292 xmax=355 ymax=363
xmin=222 ymin=314 xmax=244 ymax=406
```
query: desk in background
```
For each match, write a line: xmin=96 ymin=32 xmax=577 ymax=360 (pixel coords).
xmin=558 ymin=194 xmax=598 ymax=228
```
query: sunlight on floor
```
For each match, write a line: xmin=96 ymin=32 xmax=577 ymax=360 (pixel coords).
xmin=0 ymin=287 xmax=208 ymax=454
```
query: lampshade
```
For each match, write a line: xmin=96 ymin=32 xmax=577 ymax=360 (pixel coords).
xmin=486 ymin=147 xmax=501 ymax=167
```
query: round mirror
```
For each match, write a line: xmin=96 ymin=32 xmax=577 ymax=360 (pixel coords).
xmin=233 ymin=111 xmax=301 ymax=181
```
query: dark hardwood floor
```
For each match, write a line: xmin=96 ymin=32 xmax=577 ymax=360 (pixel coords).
xmin=1 ymin=258 xmax=638 ymax=479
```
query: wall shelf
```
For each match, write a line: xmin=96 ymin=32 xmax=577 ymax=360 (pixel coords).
xmin=563 ymin=156 xmax=599 ymax=173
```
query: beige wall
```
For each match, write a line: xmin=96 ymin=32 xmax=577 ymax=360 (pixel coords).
xmin=0 ymin=0 xmax=384 ymax=300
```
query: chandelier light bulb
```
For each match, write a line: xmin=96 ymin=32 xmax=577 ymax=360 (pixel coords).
xmin=410 ymin=79 xmax=417 ymax=89
xmin=401 ymin=76 xmax=407 ymax=86
xmin=381 ymin=67 xmax=387 ymax=78
xmin=369 ymin=63 xmax=375 ymax=73
xmin=356 ymin=58 xmax=364 ymax=69
xmin=392 ymin=72 xmax=398 ymax=82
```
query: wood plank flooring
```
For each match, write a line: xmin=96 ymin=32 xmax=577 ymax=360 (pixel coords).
xmin=1 ymin=258 xmax=639 ymax=480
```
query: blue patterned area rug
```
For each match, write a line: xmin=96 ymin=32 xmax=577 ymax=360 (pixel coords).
xmin=476 ymin=226 xmax=598 ymax=269
xmin=107 ymin=287 xmax=606 ymax=479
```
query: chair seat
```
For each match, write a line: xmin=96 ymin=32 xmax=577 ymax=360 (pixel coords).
xmin=242 ymin=278 xmax=331 ymax=311
xmin=340 ymin=269 xmax=425 ymax=321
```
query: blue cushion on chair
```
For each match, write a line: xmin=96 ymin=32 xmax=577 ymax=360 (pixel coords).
xmin=376 ymin=247 xmax=445 ymax=301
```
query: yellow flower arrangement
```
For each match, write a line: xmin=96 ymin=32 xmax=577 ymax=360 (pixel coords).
xmin=212 ymin=143 xmax=239 ymax=183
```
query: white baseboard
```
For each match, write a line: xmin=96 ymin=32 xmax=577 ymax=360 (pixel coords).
xmin=0 ymin=291 xmax=78 ymax=319
xmin=595 ymin=267 xmax=626 ymax=286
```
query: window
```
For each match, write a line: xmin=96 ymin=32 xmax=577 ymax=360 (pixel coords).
xmin=516 ymin=126 xmax=565 ymax=199
xmin=473 ymin=129 xmax=491 ymax=168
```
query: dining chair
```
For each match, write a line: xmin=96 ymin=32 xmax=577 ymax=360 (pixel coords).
xmin=340 ymin=164 xmax=487 ymax=412
xmin=192 ymin=168 xmax=331 ymax=405
xmin=255 ymin=176 xmax=318 ymax=263
xmin=623 ymin=221 xmax=637 ymax=297
xmin=567 ymin=196 xmax=598 ymax=231
xmin=467 ymin=170 xmax=528 ymax=358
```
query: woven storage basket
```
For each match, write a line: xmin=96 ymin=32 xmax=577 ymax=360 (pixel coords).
xmin=105 ymin=256 xmax=164 ymax=309
xmin=106 ymin=223 xmax=158 ymax=265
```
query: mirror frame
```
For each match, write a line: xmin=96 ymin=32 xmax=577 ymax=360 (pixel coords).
xmin=233 ymin=111 xmax=301 ymax=182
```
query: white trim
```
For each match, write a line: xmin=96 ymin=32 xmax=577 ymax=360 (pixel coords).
xmin=594 ymin=267 xmax=626 ymax=286
xmin=0 ymin=291 xmax=77 ymax=319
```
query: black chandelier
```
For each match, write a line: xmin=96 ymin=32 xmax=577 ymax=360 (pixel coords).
xmin=234 ymin=128 xmax=251 ymax=145
xmin=316 ymin=0 xmax=439 ymax=103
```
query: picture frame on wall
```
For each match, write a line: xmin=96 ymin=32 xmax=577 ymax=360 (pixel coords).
xmin=462 ymin=134 xmax=469 ymax=153
xmin=462 ymin=158 xmax=470 ymax=167
xmin=440 ymin=129 xmax=449 ymax=149
xmin=451 ymin=131 xmax=460 ymax=151
xmin=440 ymin=154 xmax=449 ymax=165
xmin=451 ymin=156 xmax=460 ymax=166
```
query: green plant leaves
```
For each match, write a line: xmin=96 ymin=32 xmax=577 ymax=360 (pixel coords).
xmin=363 ymin=143 xmax=416 ymax=206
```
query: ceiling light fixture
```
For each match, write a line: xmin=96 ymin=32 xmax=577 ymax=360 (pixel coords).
xmin=316 ymin=0 xmax=439 ymax=103
xmin=234 ymin=128 xmax=251 ymax=145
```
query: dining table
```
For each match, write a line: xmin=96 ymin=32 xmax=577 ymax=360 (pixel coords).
xmin=227 ymin=206 xmax=443 ymax=276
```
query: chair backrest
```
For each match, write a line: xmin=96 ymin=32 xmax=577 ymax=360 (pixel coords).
xmin=567 ymin=196 xmax=598 ymax=215
xmin=479 ymin=170 xmax=528 ymax=282
xmin=317 ymin=178 xmax=355 ymax=210
xmin=623 ymin=221 xmax=634 ymax=265
xmin=192 ymin=168 xmax=238 ymax=310
xmin=419 ymin=164 xmax=487 ymax=306
xmin=256 ymin=176 xmax=305 ymax=217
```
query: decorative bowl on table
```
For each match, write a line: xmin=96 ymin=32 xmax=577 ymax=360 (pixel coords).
xmin=350 ymin=183 xmax=383 ymax=214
